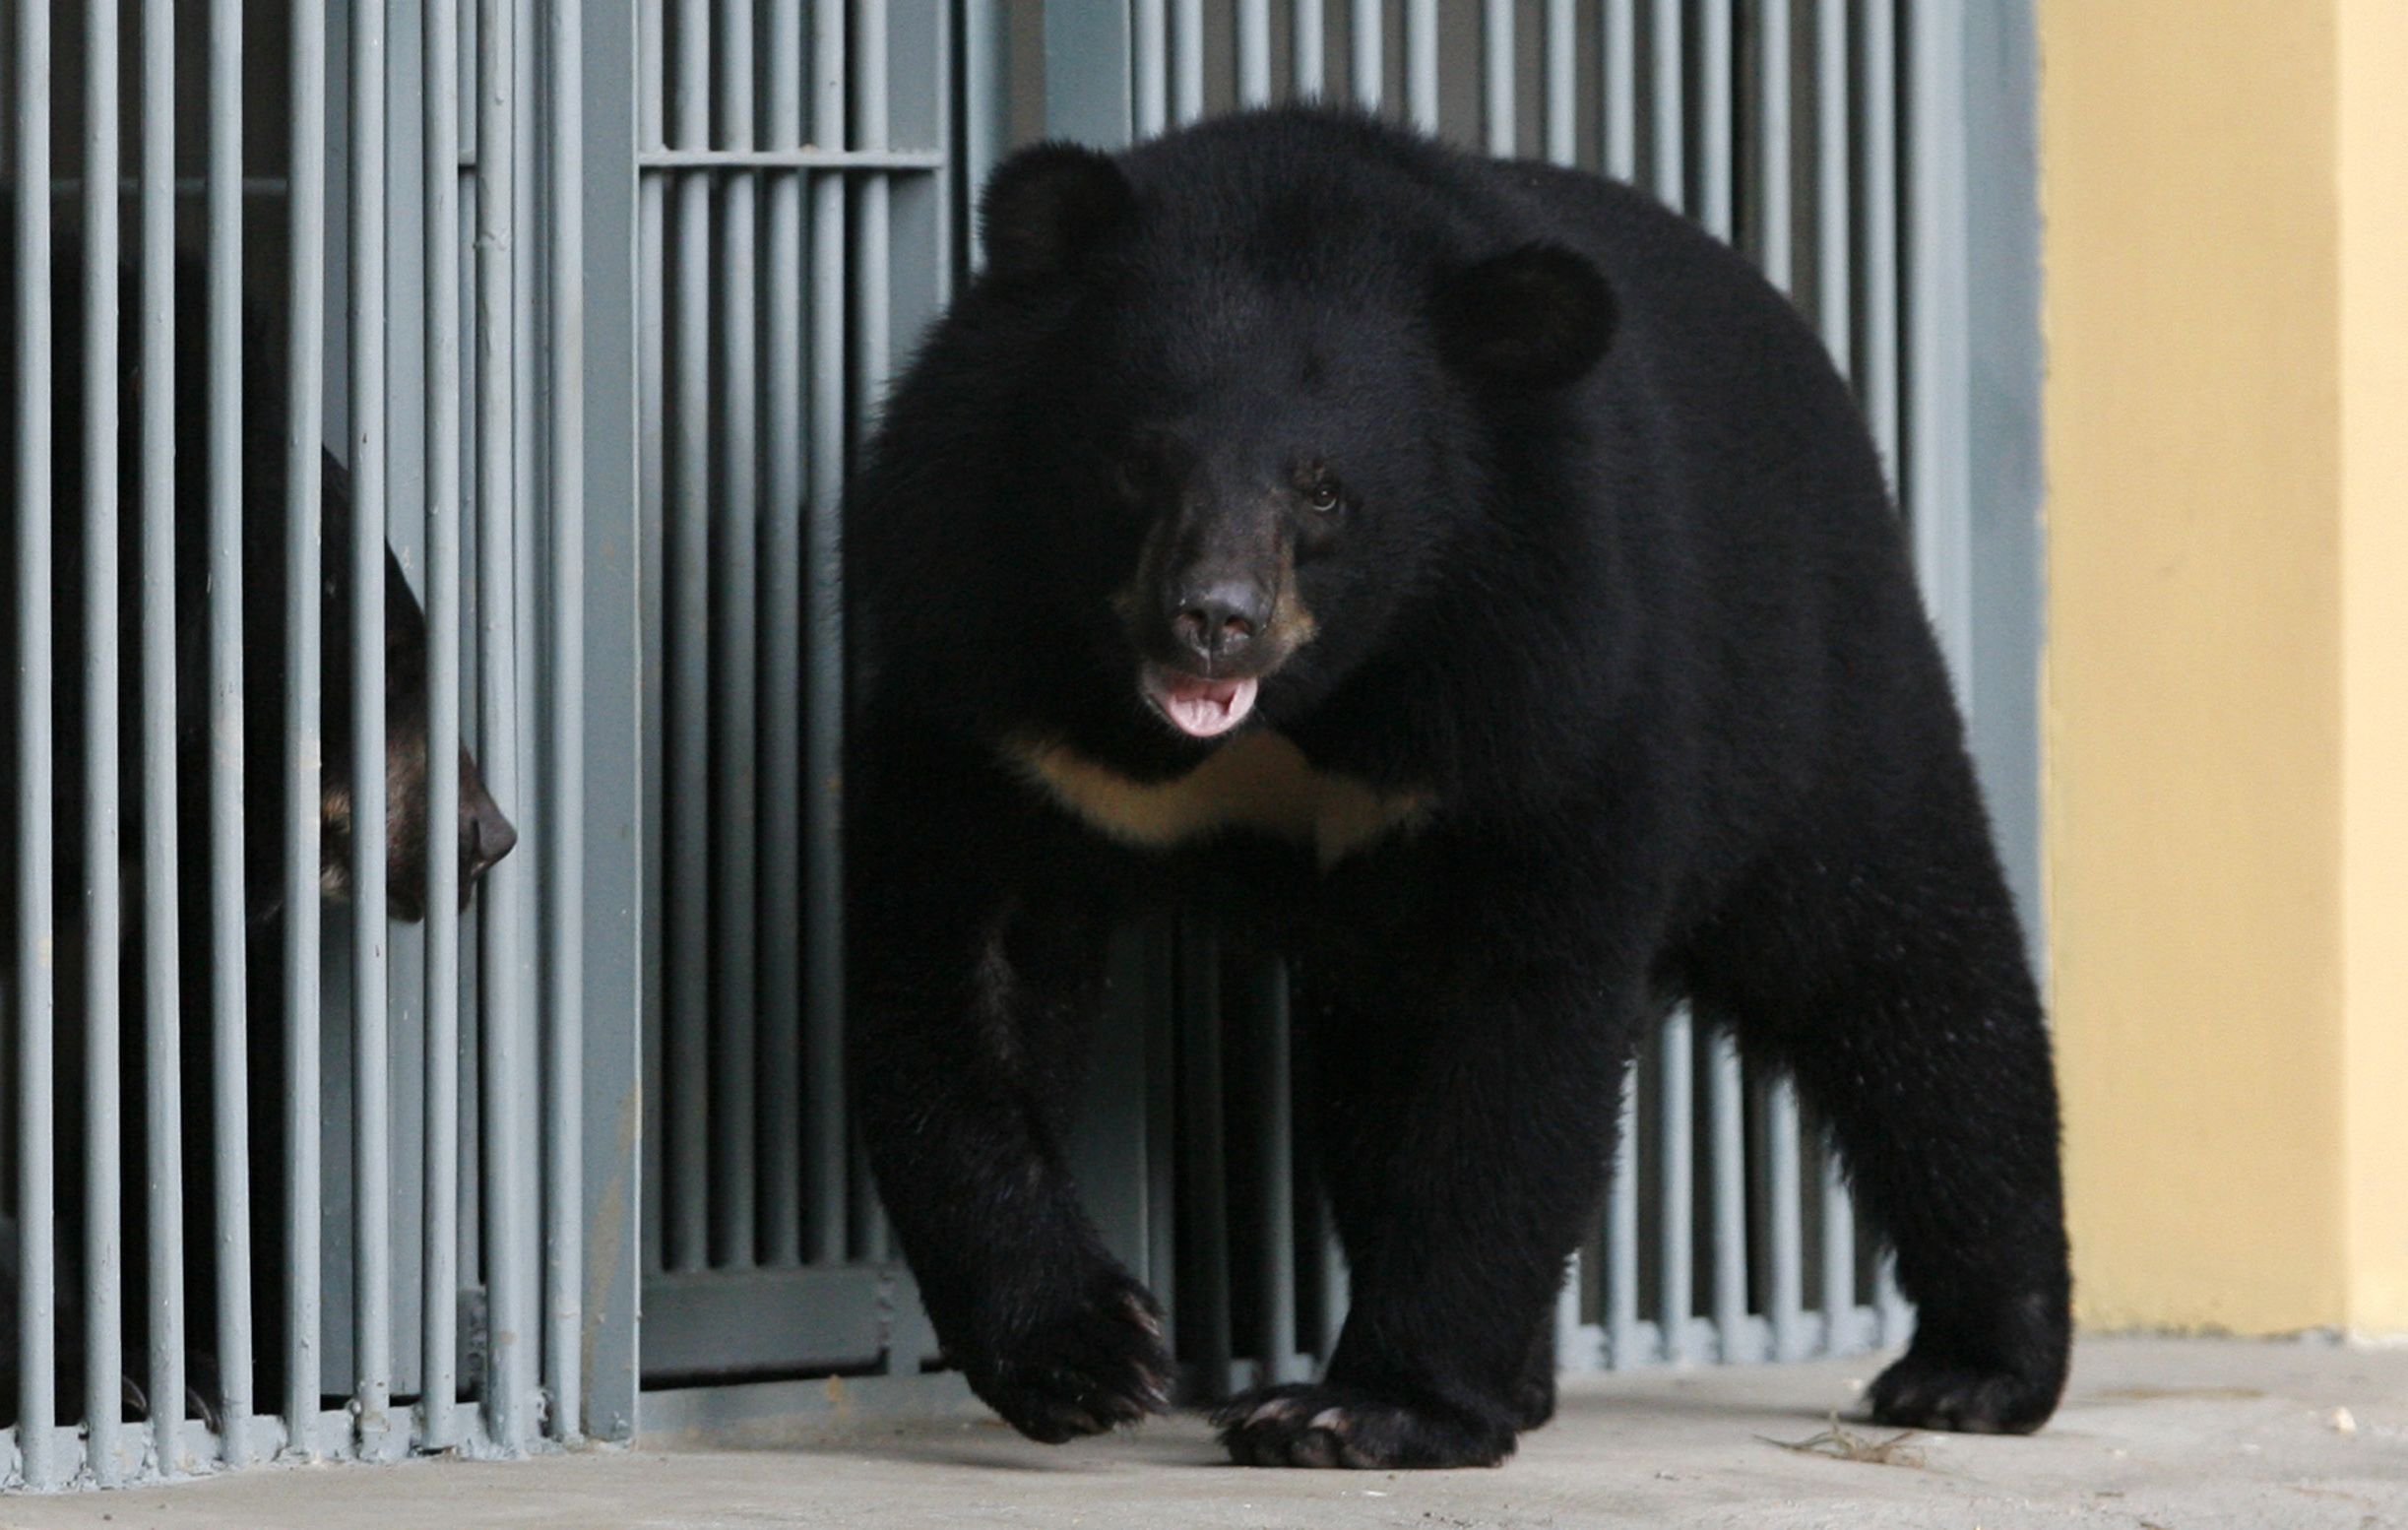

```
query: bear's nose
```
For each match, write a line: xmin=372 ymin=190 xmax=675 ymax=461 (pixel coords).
xmin=1170 ymin=582 xmax=1270 ymax=669
xmin=462 ymin=799 xmax=520 ymax=887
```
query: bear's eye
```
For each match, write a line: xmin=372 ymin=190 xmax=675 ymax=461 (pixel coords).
xmin=1303 ymin=478 xmax=1342 ymax=513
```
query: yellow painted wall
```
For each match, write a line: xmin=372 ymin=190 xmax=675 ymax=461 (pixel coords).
xmin=2337 ymin=0 xmax=2408 ymax=1335
xmin=2043 ymin=0 xmax=2407 ymax=1334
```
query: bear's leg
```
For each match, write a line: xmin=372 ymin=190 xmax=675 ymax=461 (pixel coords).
xmin=1218 ymin=959 xmax=1631 ymax=1468
xmin=1692 ymin=783 xmax=2070 ymax=1434
xmin=849 ymin=882 xmax=1172 ymax=1443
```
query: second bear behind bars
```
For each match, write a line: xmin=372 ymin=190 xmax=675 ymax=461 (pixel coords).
xmin=843 ymin=106 xmax=2069 ymax=1469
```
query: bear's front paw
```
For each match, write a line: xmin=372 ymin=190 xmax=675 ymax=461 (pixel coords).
xmin=1213 ymin=1382 xmax=1515 ymax=1469
xmin=1867 ymin=1350 xmax=2059 ymax=1435
xmin=960 ymin=1274 xmax=1172 ymax=1444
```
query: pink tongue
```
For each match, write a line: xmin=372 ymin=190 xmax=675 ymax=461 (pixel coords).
xmin=1159 ymin=674 xmax=1259 ymax=738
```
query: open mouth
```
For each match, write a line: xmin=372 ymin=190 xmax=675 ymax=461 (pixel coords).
xmin=1142 ymin=665 xmax=1260 ymax=739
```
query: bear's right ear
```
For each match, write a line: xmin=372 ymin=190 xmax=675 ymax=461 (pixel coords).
xmin=1430 ymin=243 xmax=1616 ymax=389
xmin=979 ymin=144 xmax=1136 ymax=284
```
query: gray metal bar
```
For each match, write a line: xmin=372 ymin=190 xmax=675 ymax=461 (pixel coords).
xmin=284 ymin=0 xmax=333 ymax=1452
xmin=1759 ymin=0 xmax=1793 ymax=287
xmin=1238 ymin=0 xmax=1271 ymax=105
xmin=207 ymin=0 xmax=258 ymax=1462
xmin=1709 ymin=1035 xmax=1747 ymax=1360
xmin=1606 ymin=1069 xmax=1639 ymax=1367
xmin=757 ymin=0 xmax=809 ymax=1274
xmin=351 ymin=0 xmax=398 ymax=1454
xmin=1650 ymin=0 xmax=1682 ymax=208
xmin=1405 ymin=0 xmax=1436 ymax=132
xmin=475 ymin=0 xmax=537 ymax=1448
xmin=1908 ymin=0 xmax=1974 ymax=690
xmin=1350 ymin=0 xmax=1381 ymax=110
xmin=636 ymin=0 xmax=666 ymax=1280
xmin=1258 ymin=966 xmax=1298 ymax=1382
xmin=1134 ymin=0 xmax=1168 ymax=139
xmin=1862 ymin=0 xmax=1900 ymax=486
xmin=1657 ymin=1009 xmax=1692 ymax=1362
xmin=544 ymin=0 xmax=591 ymax=1440
xmin=421 ymin=0 xmax=468 ymax=1447
xmin=1293 ymin=0 xmax=1323 ymax=97
xmin=1766 ymin=1082 xmax=1806 ymax=1359
xmin=803 ymin=0 xmax=852 ymax=1265
xmin=1604 ymin=0 xmax=1634 ymax=180
xmin=1172 ymin=0 xmax=1205 ymax=125
xmin=1700 ymin=0 xmax=1732 ymax=238
xmin=1544 ymin=0 xmax=1574 ymax=165
xmin=665 ymin=0 xmax=712 ymax=1274
xmin=964 ymin=1 xmax=1005 ymax=232
xmin=1178 ymin=928 xmax=1233 ymax=1388
xmin=1819 ymin=1149 xmax=1855 ymax=1349
xmin=12 ymin=0 xmax=59 ymax=1483
xmin=1814 ymin=0 xmax=1852 ymax=374
xmin=712 ymin=0 xmax=764 ymax=1272
xmin=635 ymin=147 xmax=945 ymax=170
xmin=139 ymin=0 xmax=188 ymax=1471
xmin=82 ymin=0 xmax=128 ymax=1478
xmin=1482 ymin=0 xmax=1512 ymax=155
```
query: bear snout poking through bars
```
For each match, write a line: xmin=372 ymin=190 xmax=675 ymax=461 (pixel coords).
xmin=845 ymin=106 xmax=2070 ymax=1470
xmin=0 ymin=222 xmax=519 ymax=1432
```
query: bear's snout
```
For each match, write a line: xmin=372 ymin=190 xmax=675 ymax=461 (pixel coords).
xmin=1169 ymin=579 xmax=1272 ymax=670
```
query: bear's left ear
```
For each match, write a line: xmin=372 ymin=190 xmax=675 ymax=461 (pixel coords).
xmin=980 ymin=143 xmax=1137 ymax=285
xmin=1430 ymin=243 xmax=1616 ymax=389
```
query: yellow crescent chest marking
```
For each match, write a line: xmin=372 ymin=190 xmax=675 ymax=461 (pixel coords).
xmin=1003 ymin=732 xmax=1434 ymax=868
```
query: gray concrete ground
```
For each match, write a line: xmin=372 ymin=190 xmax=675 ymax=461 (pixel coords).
xmin=3 ymin=1337 xmax=2404 ymax=1529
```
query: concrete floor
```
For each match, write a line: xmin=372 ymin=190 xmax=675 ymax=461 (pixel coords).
xmin=3 ymin=1337 xmax=2404 ymax=1529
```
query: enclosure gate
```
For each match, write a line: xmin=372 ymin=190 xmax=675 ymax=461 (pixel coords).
xmin=4 ymin=0 xmax=2042 ymax=1494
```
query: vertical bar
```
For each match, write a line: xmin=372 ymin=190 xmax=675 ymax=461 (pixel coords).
xmin=1862 ymin=0 xmax=1900 ymax=486
xmin=476 ymin=0 xmax=536 ymax=1448
xmin=664 ymin=0 xmax=712 ymax=1275
xmin=1815 ymin=0 xmax=1852 ymax=375
xmin=1544 ymin=0 xmax=1574 ymax=166
xmin=712 ymin=0 xmax=763 ymax=1272
xmin=1604 ymin=0 xmax=1635 ymax=181
xmin=1349 ymin=0 xmax=1381 ymax=111
xmin=422 ymin=0 xmax=468 ymax=1447
xmin=1656 ymin=1010 xmax=1692 ymax=1363
xmin=1258 ymin=966 xmax=1298 ymax=1382
xmin=1172 ymin=0 xmax=1205 ymax=125
xmin=12 ymin=0 xmax=58 ymax=1484
xmin=545 ymin=0 xmax=590 ymax=1439
xmin=849 ymin=0 xmax=893 ymax=1266
xmin=963 ymin=0 xmax=1005 ymax=247
xmin=1404 ymin=0 xmax=1436 ymax=133
xmin=1820 ymin=1147 xmax=1856 ymax=1349
xmin=803 ymin=0 xmax=851 ymax=1265
xmin=208 ymin=0 xmax=258 ymax=1463
xmin=1699 ymin=0 xmax=1732 ymax=238
xmin=1650 ymin=0 xmax=1683 ymax=209
xmin=636 ymin=0 xmax=667 ymax=1280
xmin=1482 ymin=0 xmax=1512 ymax=156
xmin=758 ymin=0 xmax=808 ymax=1274
xmin=352 ymin=0 xmax=398 ymax=1455
xmin=1293 ymin=0 xmax=1324 ymax=98
xmin=285 ymin=0 xmax=334 ymax=1453
xmin=1143 ymin=934 xmax=1178 ymax=1354
xmin=1238 ymin=0 xmax=1271 ymax=106
xmin=1908 ymin=0 xmax=1973 ymax=689
xmin=1766 ymin=1083 xmax=1806 ymax=1359
xmin=1605 ymin=1069 xmax=1640 ymax=1367
xmin=1708 ymin=1034 xmax=1747 ymax=1360
xmin=83 ymin=0 xmax=129 ymax=1480
xmin=1133 ymin=0 xmax=1168 ymax=138
xmin=1759 ymin=0 xmax=1794 ymax=289
xmin=139 ymin=0 xmax=189 ymax=1471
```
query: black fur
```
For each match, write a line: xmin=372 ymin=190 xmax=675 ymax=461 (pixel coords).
xmin=845 ymin=106 xmax=2070 ymax=1469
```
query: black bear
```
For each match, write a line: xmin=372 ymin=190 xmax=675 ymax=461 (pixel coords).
xmin=847 ymin=105 xmax=2067 ymax=1470
xmin=0 ymin=220 xmax=518 ymax=1432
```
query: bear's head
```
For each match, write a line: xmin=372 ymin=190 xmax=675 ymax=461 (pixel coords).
xmin=857 ymin=120 xmax=1616 ymax=779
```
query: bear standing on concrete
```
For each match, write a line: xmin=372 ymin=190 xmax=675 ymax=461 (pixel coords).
xmin=845 ymin=106 xmax=2069 ymax=1470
